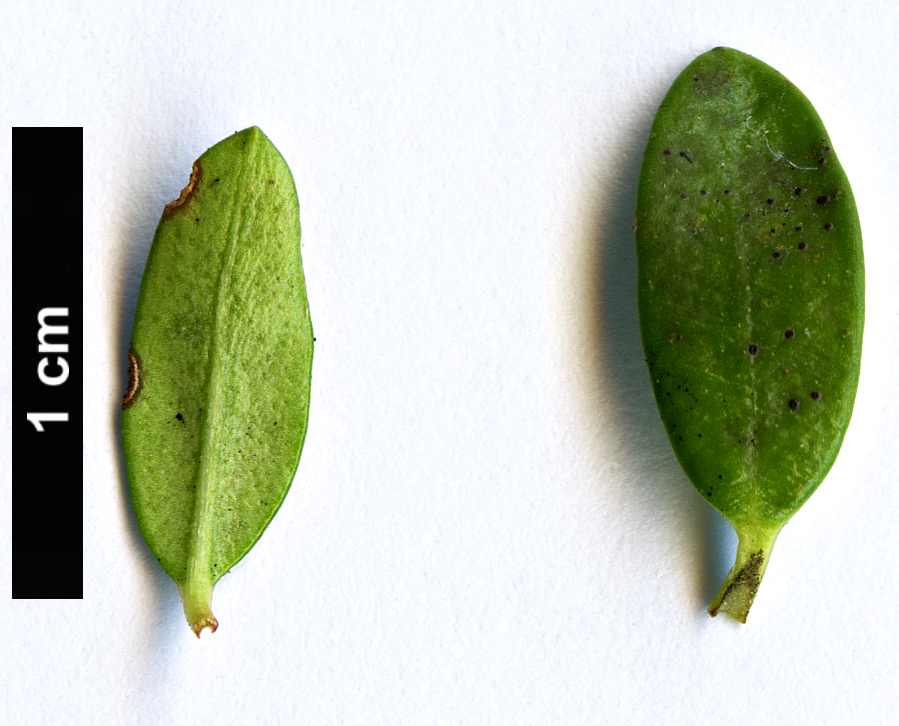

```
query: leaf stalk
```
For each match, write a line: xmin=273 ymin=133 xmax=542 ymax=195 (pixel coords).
xmin=178 ymin=576 xmax=218 ymax=637
xmin=708 ymin=523 xmax=782 ymax=623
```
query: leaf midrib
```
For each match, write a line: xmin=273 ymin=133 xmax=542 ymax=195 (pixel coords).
xmin=184 ymin=138 xmax=253 ymax=589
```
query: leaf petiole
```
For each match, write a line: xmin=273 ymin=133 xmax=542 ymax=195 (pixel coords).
xmin=178 ymin=575 xmax=218 ymax=638
xmin=708 ymin=523 xmax=782 ymax=623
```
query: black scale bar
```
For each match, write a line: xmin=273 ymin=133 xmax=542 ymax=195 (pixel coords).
xmin=11 ymin=128 xmax=83 ymax=599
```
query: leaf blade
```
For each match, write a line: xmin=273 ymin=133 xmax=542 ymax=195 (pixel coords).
xmin=635 ymin=48 xmax=864 ymax=620
xmin=122 ymin=127 xmax=313 ymax=634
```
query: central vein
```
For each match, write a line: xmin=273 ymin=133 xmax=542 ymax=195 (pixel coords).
xmin=184 ymin=143 xmax=252 ymax=591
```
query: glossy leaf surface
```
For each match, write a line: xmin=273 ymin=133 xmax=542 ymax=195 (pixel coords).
xmin=122 ymin=127 xmax=313 ymax=636
xmin=635 ymin=48 xmax=863 ymax=622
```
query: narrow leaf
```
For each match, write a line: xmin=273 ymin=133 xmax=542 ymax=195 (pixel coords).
xmin=122 ymin=127 xmax=314 ymax=636
xmin=635 ymin=48 xmax=864 ymax=622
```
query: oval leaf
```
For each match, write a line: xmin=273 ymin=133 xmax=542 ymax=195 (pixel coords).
xmin=122 ymin=127 xmax=314 ymax=636
xmin=635 ymin=48 xmax=864 ymax=622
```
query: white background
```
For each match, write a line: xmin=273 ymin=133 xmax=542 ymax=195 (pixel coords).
xmin=2 ymin=0 xmax=898 ymax=724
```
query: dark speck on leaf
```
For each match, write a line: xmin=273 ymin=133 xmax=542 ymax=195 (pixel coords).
xmin=773 ymin=250 xmax=782 ymax=259
xmin=789 ymin=399 xmax=801 ymax=411
xmin=817 ymin=195 xmax=831 ymax=204
xmin=811 ymin=391 xmax=822 ymax=401
xmin=767 ymin=198 xmax=775 ymax=205
xmin=664 ymin=149 xmax=672 ymax=156
xmin=798 ymin=242 xmax=807 ymax=250
xmin=824 ymin=222 xmax=833 ymax=231
xmin=795 ymin=187 xmax=805 ymax=196
xmin=785 ymin=329 xmax=796 ymax=339
xmin=748 ymin=344 xmax=759 ymax=355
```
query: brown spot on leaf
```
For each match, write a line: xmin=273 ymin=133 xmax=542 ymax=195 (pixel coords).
xmin=122 ymin=350 xmax=141 ymax=409
xmin=163 ymin=160 xmax=202 ymax=216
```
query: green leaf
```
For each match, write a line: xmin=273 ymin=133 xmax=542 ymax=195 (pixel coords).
xmin=122 ymin=127 xmax=314 ymax=636
xmin=635 ymin=48 xmax=864 ymax=622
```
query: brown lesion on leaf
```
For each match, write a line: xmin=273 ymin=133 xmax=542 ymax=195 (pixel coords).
xmin=163 ymin=160 xmax=202 ymax=216
xmin=122 ymin=349 xmax=142 ymax=409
